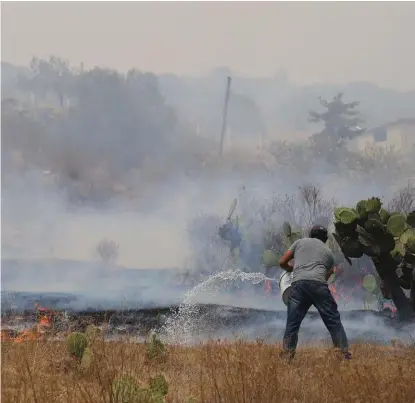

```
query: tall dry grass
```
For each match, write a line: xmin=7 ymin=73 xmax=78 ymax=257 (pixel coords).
xmin=2 ymin=339 xmax=415 ymax=403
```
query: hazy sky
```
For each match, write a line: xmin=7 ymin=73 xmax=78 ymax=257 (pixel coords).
xmin=2 ymin=2 xmax=415 ymax=91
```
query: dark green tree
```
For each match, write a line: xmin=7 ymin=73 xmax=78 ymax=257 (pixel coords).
xmin=309 ymin=92 xmax=366 ymax=146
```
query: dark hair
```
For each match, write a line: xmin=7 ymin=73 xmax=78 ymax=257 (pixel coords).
xmin=309 ymin=225 xmax=328 ymax=243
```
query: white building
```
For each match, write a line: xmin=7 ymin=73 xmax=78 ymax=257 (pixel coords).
xmin=348 ymin=118 xmax=415 ymax=153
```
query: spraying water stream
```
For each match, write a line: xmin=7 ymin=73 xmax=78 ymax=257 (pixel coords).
xmin=163 ymin=268 xmax=273 ymax=344
xmin=161 ymin=268 xmax=415 ymax=346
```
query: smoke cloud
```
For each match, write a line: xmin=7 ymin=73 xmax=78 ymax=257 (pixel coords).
xmin=2 ymin=53 xmax=415 ymax=345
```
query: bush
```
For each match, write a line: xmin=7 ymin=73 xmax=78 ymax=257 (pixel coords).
xmin=96 ymin=239 xmax=119 ymax=263
xmin=112 ymin=375 xmax=165 ymax=403
xmin=149 ymin=374 xmax=168 ymax=397
xmin=67 ymin=332 xmax=88 ymax=360
xmin=185 ymin=183 xmax=336 ymax=277
xmin=146 ymin=334 xmax=166 ymax=362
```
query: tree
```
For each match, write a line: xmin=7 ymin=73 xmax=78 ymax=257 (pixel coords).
xmin=18 ymin=56 xmax=75 ymax=108
xmin=64 ymin=66 xmax=177 ymax=172
xmin=96 ymin=239 xmax=119 ymax=264
xmin=309 ymin=93 xmax=366 ymax=146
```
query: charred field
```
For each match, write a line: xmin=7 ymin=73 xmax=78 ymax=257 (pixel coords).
xmin=2 ymin=289 xmax=415 ymax=403
xmin=1 ymin=260 xmax=415 ymax=344
xmin=2 ymin=291 xmax=414 ymax=346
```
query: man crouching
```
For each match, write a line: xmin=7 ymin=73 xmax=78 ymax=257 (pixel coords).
xmin=279 ymin=226 xmax=352 ymax=360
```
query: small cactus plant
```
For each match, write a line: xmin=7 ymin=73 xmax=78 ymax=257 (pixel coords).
xmin=85 ymin=324 xmax=101 ymax=344
xmin=146 ymin=333 xmax=166 ymax=361
xmin=80 ymin=347 xmax=93 ymax=371
xmin=149 ymin=374 xmax=168 ymax=397
xmin=112 ymin=375 xmax=165 ymax=403
xmin=67 ymin=332 xmax=88 ymax=360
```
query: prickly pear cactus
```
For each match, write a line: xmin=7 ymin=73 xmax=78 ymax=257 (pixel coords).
xmin=261 ymin=249 xmax=280 ymax=268
xmin=407 ymin=211 xmax=415 ymax=228
xmin=335 ymin=207 xmax=358 ymax=225
xmin=379 ymin=209 xmax=390 ymax=224
xmin=332 ymin=198 xmax=415 ymax=316
xmin=80 ymin=347 xmax=93 ymax=371
xmin=365 ymin=197 xmax=381 ymax=214
xmin=85 ymin=325 xmax=101 ymax=344
xmin=67 ymin=332 xmax=88 ymax=360
xmin=387 ymin=214 xmax=408 ymax=237
xmin=149 ymin=374 xmax=169 ymax=397
xmin=261 ymin=221 xmax=303 ymax=268
xmin=356 ymin=200 xmax=368 ymax=220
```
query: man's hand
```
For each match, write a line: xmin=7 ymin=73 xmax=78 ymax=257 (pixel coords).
xmin=280 ymin=250 xmax=294 ymax=272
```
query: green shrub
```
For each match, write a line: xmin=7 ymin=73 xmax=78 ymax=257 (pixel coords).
xmin=85 ymin=324 xmax=101 ymax=344
xmin=146 ymin=334 xmax=166 ymax=361
xmin=80 ymin=347 xmax=93 ymax=371
xmin=149 ymin=374 xmax=168 ymax=397
xmin=67 ymin=332 xmax=88 ymax=360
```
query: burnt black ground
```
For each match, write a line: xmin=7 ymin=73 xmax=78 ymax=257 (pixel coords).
xmin=2 ymin=293 xmax=414 ymax=345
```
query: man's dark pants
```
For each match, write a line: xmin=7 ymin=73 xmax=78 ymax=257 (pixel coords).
xmin=283 ymin=280 xmax=349 ymax=358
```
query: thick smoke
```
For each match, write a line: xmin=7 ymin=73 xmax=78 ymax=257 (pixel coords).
xmin=2 ymin=58 xmax=415 ymax=344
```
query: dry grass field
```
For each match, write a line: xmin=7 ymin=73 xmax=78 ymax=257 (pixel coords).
xmin=2 ymin=338 xmax=415 ymax=403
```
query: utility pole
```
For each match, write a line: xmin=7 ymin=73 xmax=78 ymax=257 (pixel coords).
xmin=219 ymin=76 xmax=232 ymax=158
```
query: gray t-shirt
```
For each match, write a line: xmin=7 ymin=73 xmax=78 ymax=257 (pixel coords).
xmin=288 ymin=238 xmax=334 ymax=284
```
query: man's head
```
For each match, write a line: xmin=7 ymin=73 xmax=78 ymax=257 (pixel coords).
xmin=309 ymin=225 xmax=328 ymax=243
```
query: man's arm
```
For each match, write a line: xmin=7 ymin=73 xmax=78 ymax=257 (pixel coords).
xmin=325 ymin=253 xmax=337 ymax=281
xmin=279 ymin=240 xmax=298 ymax=272
xmin=279 ymin=250 xmax=294 ymax=272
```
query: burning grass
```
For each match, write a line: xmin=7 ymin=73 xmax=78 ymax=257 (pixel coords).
xmin=2 ymin=338 xmax=415 ymax=403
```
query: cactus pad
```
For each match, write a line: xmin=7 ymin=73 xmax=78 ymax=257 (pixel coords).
xmin=364 ymin=218 xmax=386 ymax=235
xmin=379 ymin=209 xmax=390 ymax=224
xmin=390 ymin=248 xmax=404 ymax=263
xmin=262 ymin=249 xmax=280 ymax=268
xmin=356 ymin=200 xmax=368 ymax=220
xmin=283 ymin=222 xmax=292 ymax=237
xmin=341 ymin=240 xmax=364 ymax=258
xmin=365 ymin=197 xmax=382 ymax=213
xmin=400 ymin=229 xmax=415 ymax=254
xmin=334 ymin=221 xmax=357 ymax=236
xmin=362 ymin=274 xmax=377 ymax=292
xmin=387 ymin=214 xmax=408 ymax=237
xmin=356 ymin=225 xmax=377 ymax=247
xmin=334 ymin=208 xmax=358 ymax=225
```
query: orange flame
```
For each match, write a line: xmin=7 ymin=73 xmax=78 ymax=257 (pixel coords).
xmin=14 ymin=327 xmax=44 ymax=343
xmin=1 ymin=305 xmax=55 ymax=344
xmin=38 ymin=315 xmax=51 ymax=327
